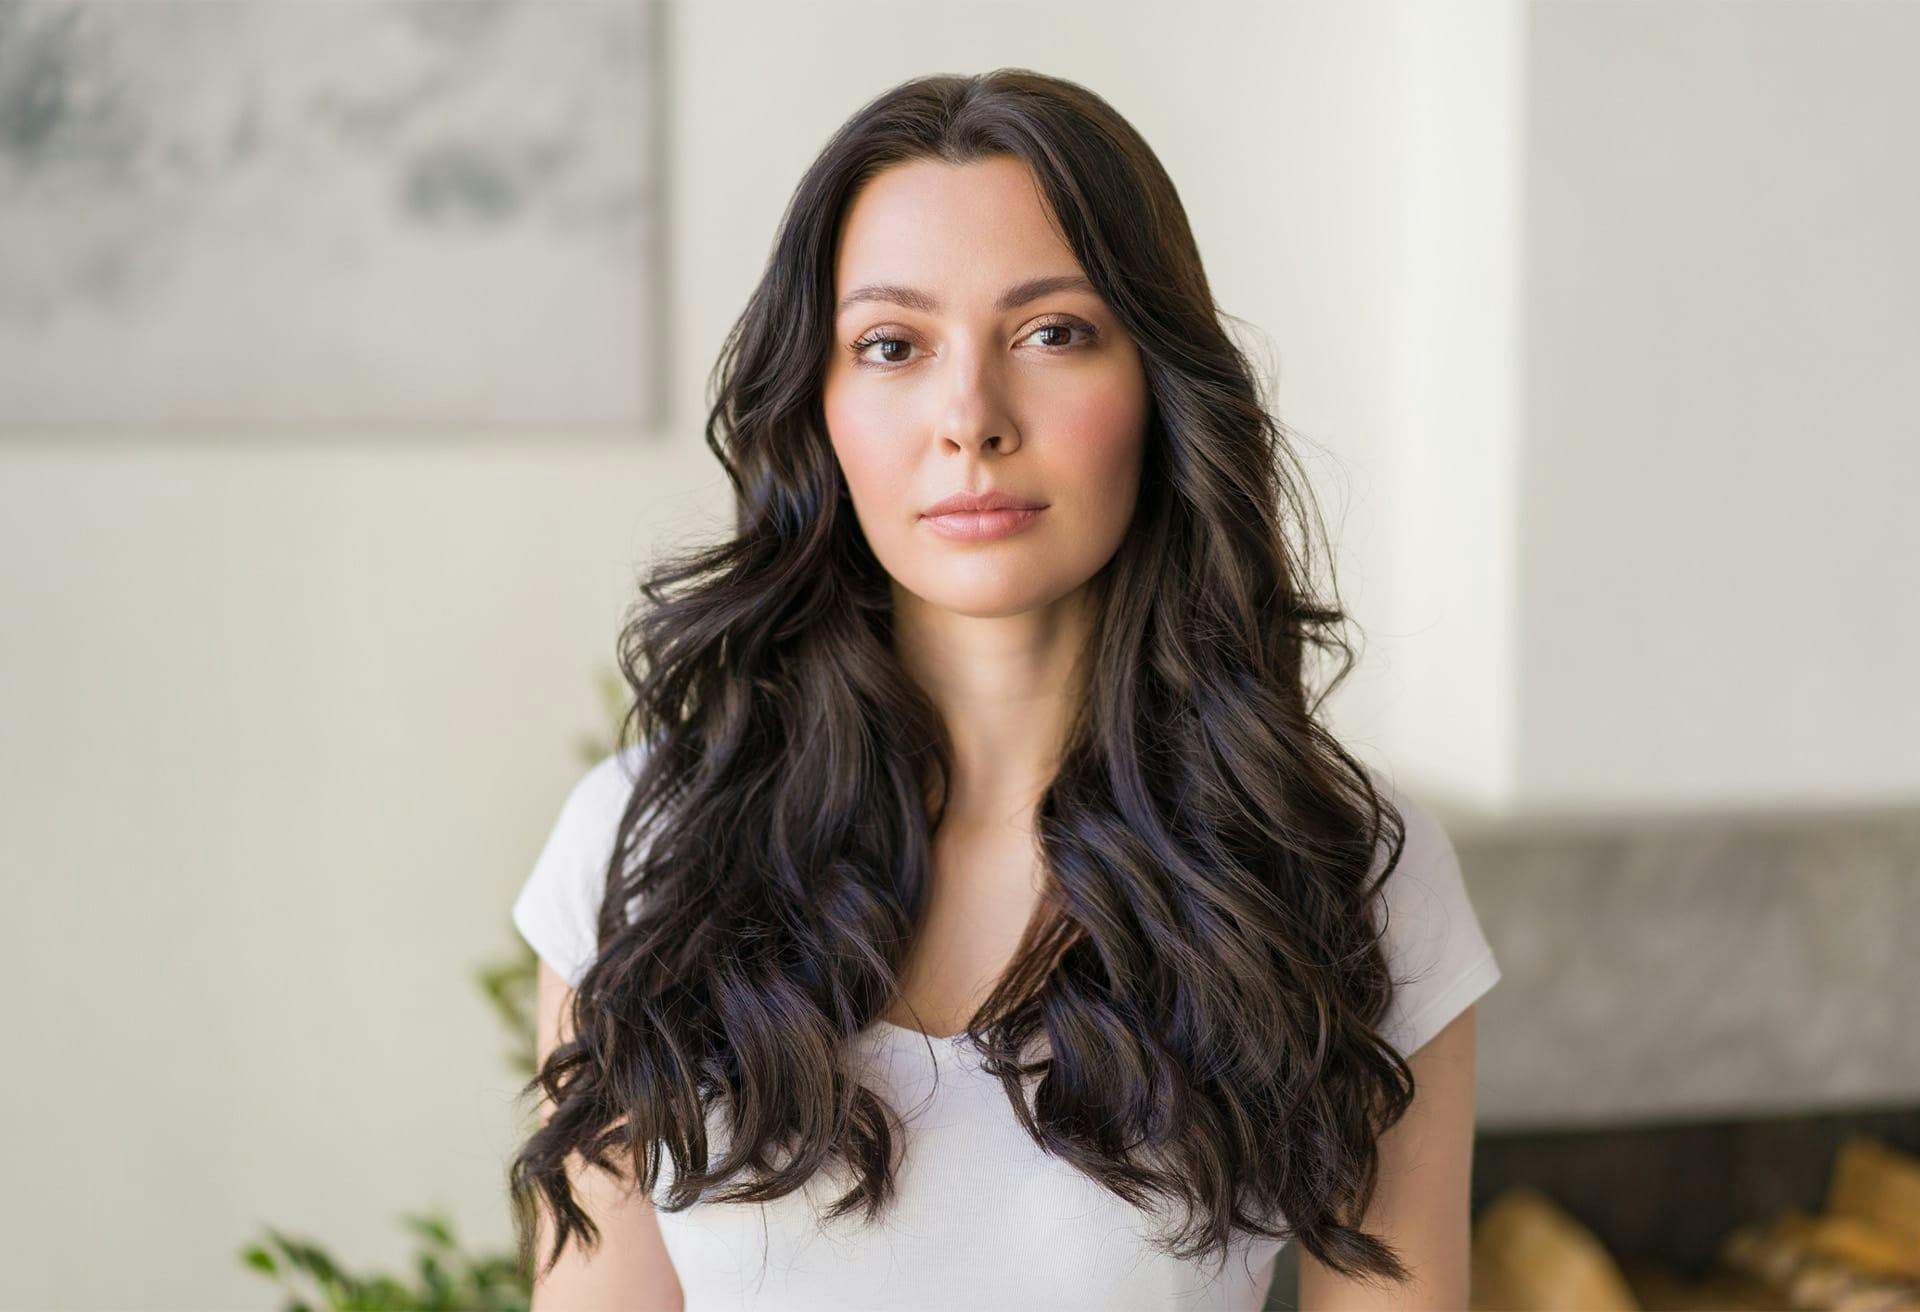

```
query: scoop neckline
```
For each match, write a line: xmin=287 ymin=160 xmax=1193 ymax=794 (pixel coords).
xmin=868 ymin=1017 xmax=969 ymax=1045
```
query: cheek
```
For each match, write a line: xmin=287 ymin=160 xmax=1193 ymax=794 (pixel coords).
xmin=1043 ymin=373 xmax=1150 ymax=492
xmin=823 ymin=385 xmax=915 ymax=505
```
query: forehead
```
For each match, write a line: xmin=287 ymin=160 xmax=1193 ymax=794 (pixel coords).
xmin=833 ymin=156 xmax=1079 ymax=293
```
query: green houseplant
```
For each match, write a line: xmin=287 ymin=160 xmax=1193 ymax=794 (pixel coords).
xmin=240 ymin=670 xmax=629 ymax=1311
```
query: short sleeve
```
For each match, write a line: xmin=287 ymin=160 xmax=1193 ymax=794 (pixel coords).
xmin=1365 ymin=771 xmax=1502 ymax=1059
xmin=511 ymin=742 xmax=651 ymax=989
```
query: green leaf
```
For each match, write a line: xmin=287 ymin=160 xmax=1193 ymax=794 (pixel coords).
xmin=402 ymin=1212 xmax=456 ymax=1249
xmin=286 ymin=1236 xmax=342 ymax=1285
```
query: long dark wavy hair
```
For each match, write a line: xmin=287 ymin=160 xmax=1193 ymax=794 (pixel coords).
xmin=509 ymin=67 xmax=1424 ymax=1292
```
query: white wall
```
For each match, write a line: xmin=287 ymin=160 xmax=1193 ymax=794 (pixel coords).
xmin=1 ymin=1 xmax=1910 ymax=1305
xmin=1515 ymin=0 xmax=1920 ymax=813
xmin=0 ymin=3 xmax=1416 ymax=1305
xmin=1387 ymin=0 xmax=1529 ymax=808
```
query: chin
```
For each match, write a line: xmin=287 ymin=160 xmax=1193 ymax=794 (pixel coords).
xmin=900 ymin=571 xmax=1078 ymax=619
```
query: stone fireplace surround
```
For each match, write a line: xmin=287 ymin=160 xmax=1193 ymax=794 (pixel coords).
xmin=1263 ymin=796 xmax=1920 ymax=1308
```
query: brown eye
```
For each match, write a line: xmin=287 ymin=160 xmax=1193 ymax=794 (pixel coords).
xmin=1022 ymin=317 xmax=1098 ymax=350
xmin=849 ymin=333 xmax=917 ymax=368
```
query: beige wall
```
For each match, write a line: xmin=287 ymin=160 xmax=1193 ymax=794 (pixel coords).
xmin=0 ymin=1 xmax=1911 ymax=1305
xmin=1515 ymin=0 xmax=1920 ymax=812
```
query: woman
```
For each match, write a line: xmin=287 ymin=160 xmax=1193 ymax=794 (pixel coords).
xmin=508 ymin=68 xmax=1501 ymax=1311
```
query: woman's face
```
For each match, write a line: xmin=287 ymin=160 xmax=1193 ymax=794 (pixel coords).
xmin=822 ymin=155 xmax=1150 ymax=620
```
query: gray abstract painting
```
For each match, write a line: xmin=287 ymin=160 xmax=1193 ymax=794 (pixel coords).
xmin=0 ymin=0 xmax=659 ymax=431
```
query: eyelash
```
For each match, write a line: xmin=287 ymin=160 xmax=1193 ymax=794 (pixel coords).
xmin=846 ymin=315 xmax=1100 ymax=370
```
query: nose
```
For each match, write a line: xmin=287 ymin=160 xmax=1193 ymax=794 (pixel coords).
xmin=930 ymin=343 xmax=1022 ymax=456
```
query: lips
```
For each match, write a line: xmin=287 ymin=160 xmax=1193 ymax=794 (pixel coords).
xmin=919 ymin=490 xmax=1048 ymax=518
xmin=917 ymin=500 xmax=1048 ymax=542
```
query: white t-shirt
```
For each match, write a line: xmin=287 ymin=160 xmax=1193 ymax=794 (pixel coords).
xmin=511 ymin=743 xmax=1502 ymax=1312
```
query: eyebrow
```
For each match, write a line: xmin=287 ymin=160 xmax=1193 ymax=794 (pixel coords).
xmin=835 ymin=273 xmax=1098 ymax=318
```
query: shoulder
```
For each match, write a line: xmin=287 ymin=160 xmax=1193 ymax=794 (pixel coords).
xmin=1360 ymin=762 xmax=1463 ymax=902
xmin=535 ymin=741 xmax=652 ymax=884
xmin=561 ymin=741 xmax=651 ymax=828
xmin=510 ymin=741 xmax=653 ymax=988
xmin=1357 ymin=764 xmax=1502 ymax=1060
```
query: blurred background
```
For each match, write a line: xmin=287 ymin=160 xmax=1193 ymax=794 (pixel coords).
xmin=1 ymin=1 xmax=1914 ymax=1308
